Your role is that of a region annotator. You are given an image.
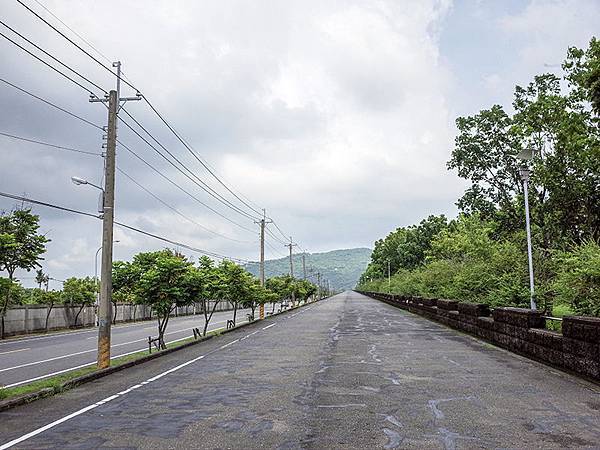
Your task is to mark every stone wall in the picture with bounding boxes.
[356,291,600,382]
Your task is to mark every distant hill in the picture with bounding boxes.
[244,248,372,291]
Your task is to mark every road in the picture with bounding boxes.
[1,291,600,449]
[0,307,259,388]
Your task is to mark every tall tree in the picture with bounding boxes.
[0,208,49,338]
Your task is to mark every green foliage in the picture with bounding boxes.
[359,215,447,285]
[62,277,97,307]
[0,209,49,328]
[360,38,600,317]
[553,241,600,316]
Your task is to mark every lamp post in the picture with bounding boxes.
[519,167,536,310]
[387,260,391,293]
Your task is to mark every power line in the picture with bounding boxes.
[117,167,256,244]
[0,19,107,95]
[116,138,257,234]
[16,0,134,91]
[0,29,100,97]
[17,0,265,219]
[0,131,101,156]
[141,97,264,217]
[31,0,113,66]
[119,107,259,221]
[117,118,258,232]
[0,77,103,130]
[0,191,248,263]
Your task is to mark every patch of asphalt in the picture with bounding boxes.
[2,293,600,449]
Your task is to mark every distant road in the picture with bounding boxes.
[1,292,599,448]
[0,307,255,388]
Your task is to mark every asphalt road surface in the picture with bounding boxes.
[0,306,258,388]
[1,291,600,449]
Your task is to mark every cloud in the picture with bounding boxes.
[1,0,468,285]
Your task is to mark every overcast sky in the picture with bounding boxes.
[1,0,598,287]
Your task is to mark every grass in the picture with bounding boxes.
[545,303,576,332]
[0,329,221,402]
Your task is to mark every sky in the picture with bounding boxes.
[1,0,598,288]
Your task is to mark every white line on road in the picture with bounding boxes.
[2,326,226,388]
[1,320,231,373]
[0,321,279,449]
[0,348,29,355]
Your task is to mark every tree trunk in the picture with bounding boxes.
[272,302,276,313]
[232,302,238,326]
[1,270,16,339]
[74,304,85,328]
[203,299,220,336]
[44,301,54,332]
[112,301,118,323]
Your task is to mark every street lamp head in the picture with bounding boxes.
[516,147,534,161]
[71,176,88,186]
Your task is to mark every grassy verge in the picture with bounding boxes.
[0,330,222,402]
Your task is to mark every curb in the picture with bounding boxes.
[0,299,324,412]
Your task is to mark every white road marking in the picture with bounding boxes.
[262,323,276,330]
[0,311,247,346]
[0,321,279,449]
[2,326,226,388]
[1,320,231,372]
[0,348,30,355]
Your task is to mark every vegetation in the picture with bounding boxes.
[0,208,49,338]
[358,38,600,317]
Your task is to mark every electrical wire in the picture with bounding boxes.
[0,191,248,263]
[116,139,257,234]
[0,131,101,156]
[0,30,100,97]
[117,118,258,232]
[0,77,103,130]
[119,107,259,221]
[16,0,265,219]
[0,19,107,95]
[141,97,264,217]
[117,167,256,244]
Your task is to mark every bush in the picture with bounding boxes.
[553,241,600,316]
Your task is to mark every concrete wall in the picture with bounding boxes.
[357,291,600,383]
[3,300,234,337]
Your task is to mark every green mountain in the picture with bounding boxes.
[245,248,372,291]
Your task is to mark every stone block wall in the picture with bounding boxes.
[356,290,600,382]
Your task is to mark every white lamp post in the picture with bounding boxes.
[516,150,537,310]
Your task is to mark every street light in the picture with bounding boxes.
[72,176,104,214]
[387,260,391,293]
[517,148,536,310]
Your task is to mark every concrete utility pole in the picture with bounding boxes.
[255,210,272,319]
[285,237,298,306]
[317,272,321,300]
[285,237,297,278]
[90,61,140,369]
[302,253,306,280]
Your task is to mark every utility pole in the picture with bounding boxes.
[254,209,272,319]
[285,237,297,278]
[302,253,307,280]
[285,237,298,306]
[90,61,140,369]
[317,272,321,300]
